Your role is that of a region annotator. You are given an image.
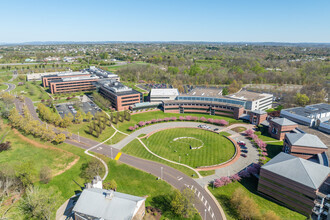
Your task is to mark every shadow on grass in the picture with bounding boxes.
[214,194,240,219]
[266,143,283,158]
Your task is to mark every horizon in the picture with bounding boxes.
[1,0,330,43]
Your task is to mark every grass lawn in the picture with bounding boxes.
[67,122,116,142]
[231,126,247,133]
[121,139,198,177]
[0,128,77,181]
[209,176,305,220]
[106,131,128,145]
[200,170,216,176]
[13,81,50,101]
[144,128,235,168]
[219,131,231,137]
[266,141,284,159]
[0,83,8,91]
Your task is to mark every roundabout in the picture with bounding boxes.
[143,128,236,168]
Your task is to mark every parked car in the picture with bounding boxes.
[214,128,219,131]
[241,154,247,158]
[237,141,246,146]
[241,150,248,153]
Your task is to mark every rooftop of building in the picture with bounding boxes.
[270,117,297,126]
[285,133,328,149]
[226,90,273,101]
[262,152,330,190]
[51,75,99,83]
[99,80,140,96]
[43,71,90,78]
[150,88,179,96]
[73,188,145,220]
[88,66,119,78]
[163,99,243,108]
[181,87,223,98]
[282,103,330,118]
[250,109,267,115]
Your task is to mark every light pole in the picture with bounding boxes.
[111,147,113,159]
[78,131,80,142]
[204,208,207,220]
[161,167,163,180]
[179,156,181,163]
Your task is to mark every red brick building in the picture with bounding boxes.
[42,72,91,87]
[98,81,142,111]
[268,118,298,140]
[49,76,99,94]
[249,110,268,125]
[283,133,328,160]
[162,100,244,119]
[258,152,330,216]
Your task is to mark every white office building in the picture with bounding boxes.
[226,90,273,111]
[149,88,179,103]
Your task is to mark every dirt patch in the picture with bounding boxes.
[53,157,80,177]
[231,126,247,133]
[12,128,80,177]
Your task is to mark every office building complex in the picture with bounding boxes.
[226,90,273,111]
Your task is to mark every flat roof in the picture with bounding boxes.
[163,99,243,108]
[250,109,267,115]
[282,103,330,118]
[262,152,330,190]
[182,87,223,98]
[100,80,140,96]
[44,71,89,78]
[51,75,99,83]
[226,90,273,101]
[150,88,179,96]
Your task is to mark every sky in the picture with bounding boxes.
[0,0,330,43]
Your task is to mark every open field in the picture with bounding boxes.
[209,176,305,220]
[145,128,235,168]
[0,127,77,181]
[12,81,51,101]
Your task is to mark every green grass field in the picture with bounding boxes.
[122,139,198,177]
[209,176,305,220]
[144,128,235,168]
[0,127,77,181]
[12,81,50,101]
[0,83,8,91]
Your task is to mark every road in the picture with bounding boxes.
[17,97,224,220]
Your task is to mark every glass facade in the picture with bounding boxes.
[177,96,246,107]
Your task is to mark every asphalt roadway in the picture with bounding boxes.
[17,97,224,220]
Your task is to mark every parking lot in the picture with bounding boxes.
[56,101,101,118]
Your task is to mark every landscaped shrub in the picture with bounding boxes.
[230,174,241,182]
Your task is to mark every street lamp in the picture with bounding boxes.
[111,147,113,159]
[78,131,80,142]
[179,156,181,163]
[204,208,207,220]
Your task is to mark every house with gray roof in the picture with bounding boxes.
[258,152,330,216]
[268,118,298,140]
[283,133,328,162]
[73,188,146,220]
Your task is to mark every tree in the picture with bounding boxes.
[294,93,309,106]
[231,188,260,219]
[80,159,105,181]
[75,110,84,124]
[39,166,52,184]
[85,112,93,122]
[228,80,242,94]
[53,133,66,144]
[170,188,197,218]
[19,186,61,220]
[222,87,229,95]
[15,162,36,188]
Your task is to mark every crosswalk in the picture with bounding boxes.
[185,184,215,219]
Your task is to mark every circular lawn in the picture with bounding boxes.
[144,128,236,168]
